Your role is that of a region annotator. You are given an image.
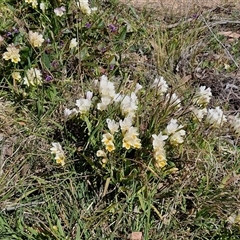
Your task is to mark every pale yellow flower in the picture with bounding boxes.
[55,153,65,166]
[29,31,44,47]
[102,133,115,152]
[50,142,66,166]
[3,44,21,63]
[122,127,141,149]
[12,71,21,81]
[25,0,38,8]
[23,68,42,87]
[69,38,78,49]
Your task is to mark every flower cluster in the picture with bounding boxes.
[50,142,66,166]
[120,117,141,149]
[29,31,44,47]
[194,86,212,106]
[151,76,168,95]
[101,119,119,152]
[152,132,168,168]
[3,44,21,63]
[25,0,38,8]
[165,119,186,146]
[206,106,227,128]
[97,75,116,110]
[23,68,42,86]
[77,0,97,15]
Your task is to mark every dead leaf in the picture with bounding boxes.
[218,31,240,39]
[129,232,142,240]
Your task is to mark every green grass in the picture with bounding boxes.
[0,0,240,239]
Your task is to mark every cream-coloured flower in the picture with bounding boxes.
[119,117,132,133]
[194,86,212,106]
[165,119,185,145]
[166,93,181,107]
[40,2,46,12]
[12,71,21,81]
[152,132,168,168]
[106,119,119,134]
[206,106,227,127]
[64,108,78,119]
[69,38,78,49]
[25,0,38,8]
[75,91,93,114]
[50,142,65,166]
[151,76,168,95]
[122,127,141,149]
[3,44,21,63]
[77,0,97,15]
[29,31,44,47]
[120,92,138,118]
[191,107,207,121]
[54,6,66,16]
[102,133,115,152]
[23,68,42,86]
[96,150,106,157]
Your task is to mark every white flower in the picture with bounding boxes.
[102,133,115,152]
[40,2,46,12]
[166,93,181,107]
[194,86,212,106]
[96,150,106,157]
[76,98,91,114]
[152,132,168,150]
[165,119,185,145]
[50,142,65,166]
[12,71,21,81]
[229,115,240,136]
[97,96,112,111]
[64,108,78,119]
[99,75,116,99]
[120,92,138,118]
[69,38,78,49]
[3,44,20,63]
[25,0,38,8]
[122,127,141,149]
[191,107,207,121]
[206,106,227,127]
[29,31,44,47]
[135,83,143,93]
[114,93,124,103]
[54,6,66,16]
[151,76,168,95]
[119,117,133,133]
[77,0,97,15]
[23,68,42,86]
[106,119,119,134]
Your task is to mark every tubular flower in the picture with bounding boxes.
[3,44,20,63]
[119,117,133,134]
[120,92,138,118]
[54,6,66,16]
[166,93,181,108]
[194,86,212,106]
[102,133,115,152]
[122,127,141,149]
[12,71,21,81]
[206,106,227,127]
[75,91,93,114]
[106,119,119,134]
[151,76,168,95]
[23,68,42,86]
[77,0,97,15]
[191,107,207,121]
[69,38,78,49]
[152,133,168,168]
[29,31,44,47]
[97,75,116,110]
[25,0,38,8]
[165,119,186,145]
[50,142,66,166]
